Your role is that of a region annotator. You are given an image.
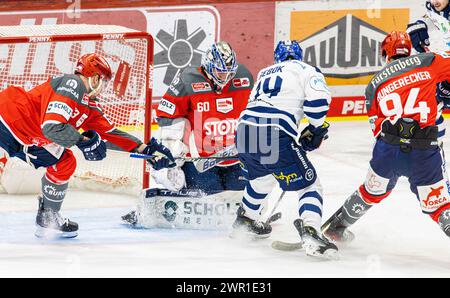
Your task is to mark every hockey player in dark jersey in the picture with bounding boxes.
[322,31,450,243]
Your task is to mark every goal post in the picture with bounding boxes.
[0,24,154,193]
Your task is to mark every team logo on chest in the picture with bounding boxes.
[216,97,234,114]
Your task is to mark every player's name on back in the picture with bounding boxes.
[377,71,431,100]
[371,55,423,87]
[259,65,284,78]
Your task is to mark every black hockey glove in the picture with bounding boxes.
[76,130,107,161]
[299,122,330,152]
[406,20,430,53]
[143,137,176,170]
[437,81,450,109]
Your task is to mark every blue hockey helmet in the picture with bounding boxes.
[202,41,238,87]
[274,40,303,63]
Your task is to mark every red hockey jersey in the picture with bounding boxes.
[366,52,450,137]
[157,65,253,165]
[0,74,141,151]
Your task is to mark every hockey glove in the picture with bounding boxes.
[437,81,450,109]
[406,20,430,53]
[299,122,330,152]
[76,130,107,161]
[143,137,176,170]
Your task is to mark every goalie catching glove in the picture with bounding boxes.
[142,137,176,170]
[76,130,107,161]
[299,122,330,151]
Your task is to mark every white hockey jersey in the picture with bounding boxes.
[421,1,450,52]
[238,60,331,139]
[414,1,450,141]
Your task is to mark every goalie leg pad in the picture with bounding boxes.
[182,162,225,193]
[1,157,45,194]
[150,166,186,192]
[135,188,242,229]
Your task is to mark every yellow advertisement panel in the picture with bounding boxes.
[291,9,410,86]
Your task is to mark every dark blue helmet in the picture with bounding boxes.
[274,40,303,63]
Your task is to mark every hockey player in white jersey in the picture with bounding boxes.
[407,0,450,194]
[232,40,338,259]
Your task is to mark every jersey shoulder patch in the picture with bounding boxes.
[181,67,214,94]
[230,63,254,90]
[50,74,87,104]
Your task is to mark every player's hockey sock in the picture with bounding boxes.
[241,181,270,220]
[298,190,323,232]
[41,175,68,211]
[438,208,450,237]
[340,189,374,227]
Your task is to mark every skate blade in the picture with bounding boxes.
[35,225,78,239]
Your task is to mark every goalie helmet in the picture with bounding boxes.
[381,31,412,61]
[274,40,303,63]
[202,41,238,87]
[75,53,112,81]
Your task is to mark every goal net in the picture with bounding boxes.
[0,24,153,195]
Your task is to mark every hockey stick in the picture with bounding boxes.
[271,218,303,251]
[130,152,238,162]
[264,190,285,225]
[130,145,239,173]
[193,144,239,173]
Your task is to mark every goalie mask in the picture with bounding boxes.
[202,41,238,88]
[75,53,112,97]
[274,40,303,63]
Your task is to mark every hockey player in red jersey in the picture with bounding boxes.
[322,31,450,243]
[0,53,174,238]
[122,41,254,229]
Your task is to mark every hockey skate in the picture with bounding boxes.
[321,208,355,243]
[230,206,272,239]
[121,210,138,226]
[294,219,338,260]
[35,196,78,239]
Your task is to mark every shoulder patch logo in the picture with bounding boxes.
[46,101,73,121]
[158,98,176,115]
[233,78,250,88]
[309,76,330,93]
[191,82,212,92]
[216,97,234,114]
[66,79,78,89]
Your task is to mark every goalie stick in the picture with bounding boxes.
[130,152,237,162]
[130,145,239,173]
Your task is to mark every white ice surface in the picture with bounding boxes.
[1,121,450,277]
